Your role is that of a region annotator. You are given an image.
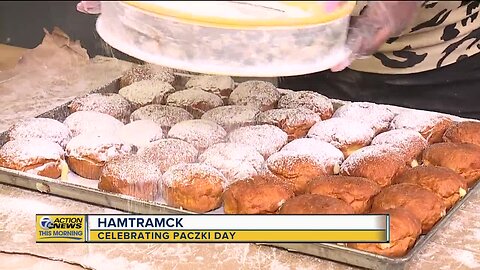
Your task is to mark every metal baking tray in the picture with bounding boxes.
[0,73,478,270]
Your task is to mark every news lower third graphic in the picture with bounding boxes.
[36,214,389,243]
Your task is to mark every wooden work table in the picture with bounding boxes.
[0,44,479,270]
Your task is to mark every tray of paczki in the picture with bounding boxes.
[0,64,479,270]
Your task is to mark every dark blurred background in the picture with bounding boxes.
[0,1,139,61]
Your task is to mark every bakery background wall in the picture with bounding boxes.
[0,1,141,63]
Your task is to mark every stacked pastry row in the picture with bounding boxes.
[1,64,480,258]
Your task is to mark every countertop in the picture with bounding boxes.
[0,44,479,270]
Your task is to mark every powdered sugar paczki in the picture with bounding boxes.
[198,142,265,186]
[255,107,321,141]
[99,154,162,201]
[227,124,288,159]
[137,138,198,173]
[162,163,228,189]
[166,88,224,118]
[0,138,64,168]
[201,105,260,132]
[68,93,132,124]
[167,119,227,152]
[65,131,135,163]
[277,91,333,120]
[339,144,405,187]
[119,64,175,88]
[371,129,428,165]
[332,102,395,134]
[130,105,194,131]
[389,110,453,143]
[184,74,234,101]
[229,81,281,111]
[118,80,176,109]
[273,138,344,174]
[307,117,375,152]
[63,111,124,137]
[7,117,72,148]
[118,120,164,149]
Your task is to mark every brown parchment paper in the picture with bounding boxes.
[0,27,132,131]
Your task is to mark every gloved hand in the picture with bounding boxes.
[331,1,423,72]
[76,1,101,15]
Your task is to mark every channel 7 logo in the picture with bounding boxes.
[39,216,54,230]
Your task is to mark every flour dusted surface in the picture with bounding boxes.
[102,154,162,185]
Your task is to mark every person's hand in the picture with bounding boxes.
[77,1,101,15]
[331,1,422,72]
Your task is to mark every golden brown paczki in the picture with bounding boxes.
[371,183,446,233]
[223,175,294,214]
[0,138,65,179]
[267,138,344,194]
[422,142,480,187]
[443,121,480,147]
[161,163,226,213]
[305,175,381,214]
[340,145,406,187]
[278,194,355,214]
[348,208,422,258]
[65,132,136,180]
[98,154,162,201]
[68,93,132,124]
[393,165,467,209]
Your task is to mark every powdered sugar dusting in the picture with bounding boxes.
[166,88,224,117]
[137,138,198,172]
[120,64,175,87]
[0,138,64,168]
[102,154,162,185]
[227,125,288,158]
[307,118,375,149]
[63,111,124,137]
[229,81,281,111]
[185,75,234,99]
[271,138,344,171]
[69,93,132,123]
[130,105,194,130]
[198,142,265,185]
[118,80,175,108]
[332,102,395,133]
[277,91,333,120]
[256,108,321,128]
[66,132,135,162]
[390,110,450,133]
[340,144,400,174]
[119,120,164,149]
[162,163,227,188]
[167,119,227,152]
[7,117,72,148]
[371,129,428,155]
[201,105,260,131]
